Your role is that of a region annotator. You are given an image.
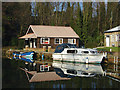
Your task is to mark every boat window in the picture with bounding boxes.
[90,73,95,75]
[90,51,95,53]
[82,72,88,75]
[67,50,77,53]
[81,51,89,54]
[67,44,77,48]
[67,70,77,74]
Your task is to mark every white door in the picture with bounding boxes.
[33,39,36,48]
[30,41,32,48]
[106,36,110,47]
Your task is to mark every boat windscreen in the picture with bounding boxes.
[54,43,77,53]
[67,44,77,48]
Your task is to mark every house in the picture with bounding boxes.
[19,25,80,49]
[104,25,120,47]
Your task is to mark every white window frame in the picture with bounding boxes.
[111,34,114,43]
[25,38,28,40]
[68,39,76,44]
[40,38,50,44]
[54,38,63,44]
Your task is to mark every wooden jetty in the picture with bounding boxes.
[20,68,71,82]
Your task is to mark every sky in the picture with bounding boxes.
[30,0,118,16]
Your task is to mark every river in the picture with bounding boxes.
[2,57,120,89]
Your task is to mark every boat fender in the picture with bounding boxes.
[42,54,44,60]
[14,53,16,57]
[86,57,89,63]
[86,64,89,70]
[19,54,21,59]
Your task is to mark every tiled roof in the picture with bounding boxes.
[28,25,79,38]
[19,33,37,39]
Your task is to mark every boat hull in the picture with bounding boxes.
[52,53,103,64]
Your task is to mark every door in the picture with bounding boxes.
[33,39,36,48]
[30,39,32,48]
[106,36,110,47]
[30,41,32,48]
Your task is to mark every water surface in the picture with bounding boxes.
[2,57,120,89]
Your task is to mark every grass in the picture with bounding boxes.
[97,47,120,52]
[2,46,23,50]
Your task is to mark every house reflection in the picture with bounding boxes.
[24,61,54,72]
[20,62,71,82]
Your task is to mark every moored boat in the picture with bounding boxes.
[52,43,106,64]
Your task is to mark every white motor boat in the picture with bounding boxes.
[52,43,106,64]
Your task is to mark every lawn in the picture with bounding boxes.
[97,47,120,52]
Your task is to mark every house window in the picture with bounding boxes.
[68,39,76,44]
[41,38,50,44]
[111,34,114,43]
[116,34,120,41]
[119,34,120,41]
[55,38,63,44]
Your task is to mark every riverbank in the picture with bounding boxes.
[96,47,120,64]
[3,47,53,61]
[3,47,120,64]
[97,47,120,53]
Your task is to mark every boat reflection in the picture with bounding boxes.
[52,61,106,77]
[13,56,34,63]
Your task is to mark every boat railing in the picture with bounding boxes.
[97,51,107,58]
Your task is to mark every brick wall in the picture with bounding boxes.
[104,31,120,47]
[36,37,80,49]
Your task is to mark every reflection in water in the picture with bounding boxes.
[13,55,34,63]
[3,56,120,89]
[52,61,106,77]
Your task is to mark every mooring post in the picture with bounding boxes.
[114,56,115,64]
[117,56,118,64]
[42,54,44,60]
[116,56,118,65]
[116,64,118,72]
[86,57,89,64]
[86,64,89,70]
[105,52,107,58]
[114,64,115,71]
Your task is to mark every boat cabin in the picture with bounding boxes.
[54,43,98,54]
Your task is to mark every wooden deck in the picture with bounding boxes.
[20,68,71,82]
[106,72,120,80]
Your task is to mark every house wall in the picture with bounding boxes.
[36,37,80,49]
[104,31,120,47]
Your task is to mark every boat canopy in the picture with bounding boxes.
[54,43,77,53]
